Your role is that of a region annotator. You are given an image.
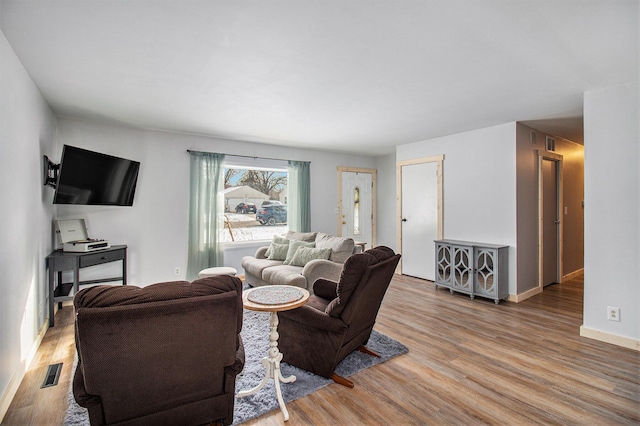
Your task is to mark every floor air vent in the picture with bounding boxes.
[42,363,63,388]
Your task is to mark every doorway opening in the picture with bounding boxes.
[537,150,563,290]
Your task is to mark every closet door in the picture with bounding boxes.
[400,161,439,280]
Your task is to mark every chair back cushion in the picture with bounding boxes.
[325,246,398,318]
[74,275,243,333]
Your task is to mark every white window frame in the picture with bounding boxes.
[221,156,289,245]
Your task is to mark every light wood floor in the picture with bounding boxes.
[3,274,639,425]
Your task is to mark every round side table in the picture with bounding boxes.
[237,285,310,421]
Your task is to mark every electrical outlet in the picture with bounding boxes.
[174,267,181,276]
[607,306,620,322]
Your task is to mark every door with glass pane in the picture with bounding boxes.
[339,169,374,249]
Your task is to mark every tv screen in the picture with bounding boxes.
[53,145,140,206]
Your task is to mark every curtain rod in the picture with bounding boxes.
[186,150,309,164]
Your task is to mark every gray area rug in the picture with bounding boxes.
[64,309,408,425]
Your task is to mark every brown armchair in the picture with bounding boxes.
[73,275,245,426]
[277,246,401,387]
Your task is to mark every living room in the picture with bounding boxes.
[1,1,638,424]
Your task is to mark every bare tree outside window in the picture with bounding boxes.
[238,170,287,195]
[224,169,241,188]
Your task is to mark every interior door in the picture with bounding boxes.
[340,170,373,248]
[400,161,439,280]
[542,159,559,286]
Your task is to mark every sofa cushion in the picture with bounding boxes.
[262,265,307,287]
[283,240,315,265]
[241,256,284,279]
[265,235,290,258]
[267,242,289,261]
[289,246,332,267]
[315,232,355,264]
[285,231,317,242]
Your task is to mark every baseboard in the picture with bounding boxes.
[508,285,542,303]
[0,319,49,423]
[562,268,584,282]
[580,326,640,351]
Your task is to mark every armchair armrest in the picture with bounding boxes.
[254,246,269,259]
[302,259,344,293]
[313,278,338,300]
[279,304,347,334]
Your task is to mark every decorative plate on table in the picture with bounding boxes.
[247,287,304,305]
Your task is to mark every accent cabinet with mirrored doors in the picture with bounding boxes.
[434,239,509,304]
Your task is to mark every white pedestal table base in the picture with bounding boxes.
[237,312,296,421]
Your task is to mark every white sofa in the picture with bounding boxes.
[241,231,361,294]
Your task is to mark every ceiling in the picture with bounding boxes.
[1,1,637,155]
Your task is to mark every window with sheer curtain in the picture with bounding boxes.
[187,151,309,279]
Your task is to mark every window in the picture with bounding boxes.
[220,157,288,243]
[353,186,361,235]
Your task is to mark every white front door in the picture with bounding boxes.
[398,156,443,281]
[339,169,374,249]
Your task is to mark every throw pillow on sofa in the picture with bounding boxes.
[289,246,332,267]
[265,235,290,258]
[283,240,315,265]
[267,242,290,261]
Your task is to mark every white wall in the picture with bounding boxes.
[583,82,639,345]
[396,123,518,294]
[0,29,57,418]
[54,118,377,285]
[375,153,397,250]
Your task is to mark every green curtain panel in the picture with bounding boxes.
[287,160,311,232]
[187,151,225,280]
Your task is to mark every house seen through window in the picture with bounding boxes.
[221,163,288,243]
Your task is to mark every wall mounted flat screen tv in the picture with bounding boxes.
[53,145,140,206]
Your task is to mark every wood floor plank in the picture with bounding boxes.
[3,273,639,425]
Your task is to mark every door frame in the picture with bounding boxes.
[537,150,564,290]
[337,166,377,247]
[396,155,444,275]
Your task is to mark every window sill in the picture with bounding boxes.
[223,240,270,250]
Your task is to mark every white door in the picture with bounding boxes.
[340,171,373,248]
[400,161,439,280]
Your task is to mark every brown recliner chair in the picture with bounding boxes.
[277,246,401,387]
[73,275,245,426]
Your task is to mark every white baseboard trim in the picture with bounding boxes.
[0,319,49,423]
[580,326,640,351]
[562,268,584,282]
[508,285,542,303]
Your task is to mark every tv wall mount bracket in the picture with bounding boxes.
[43,155,59,188]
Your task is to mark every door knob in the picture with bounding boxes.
[402,218,407,222]
[342,221,347,225]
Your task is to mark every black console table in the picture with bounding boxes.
[46,245,127,326]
